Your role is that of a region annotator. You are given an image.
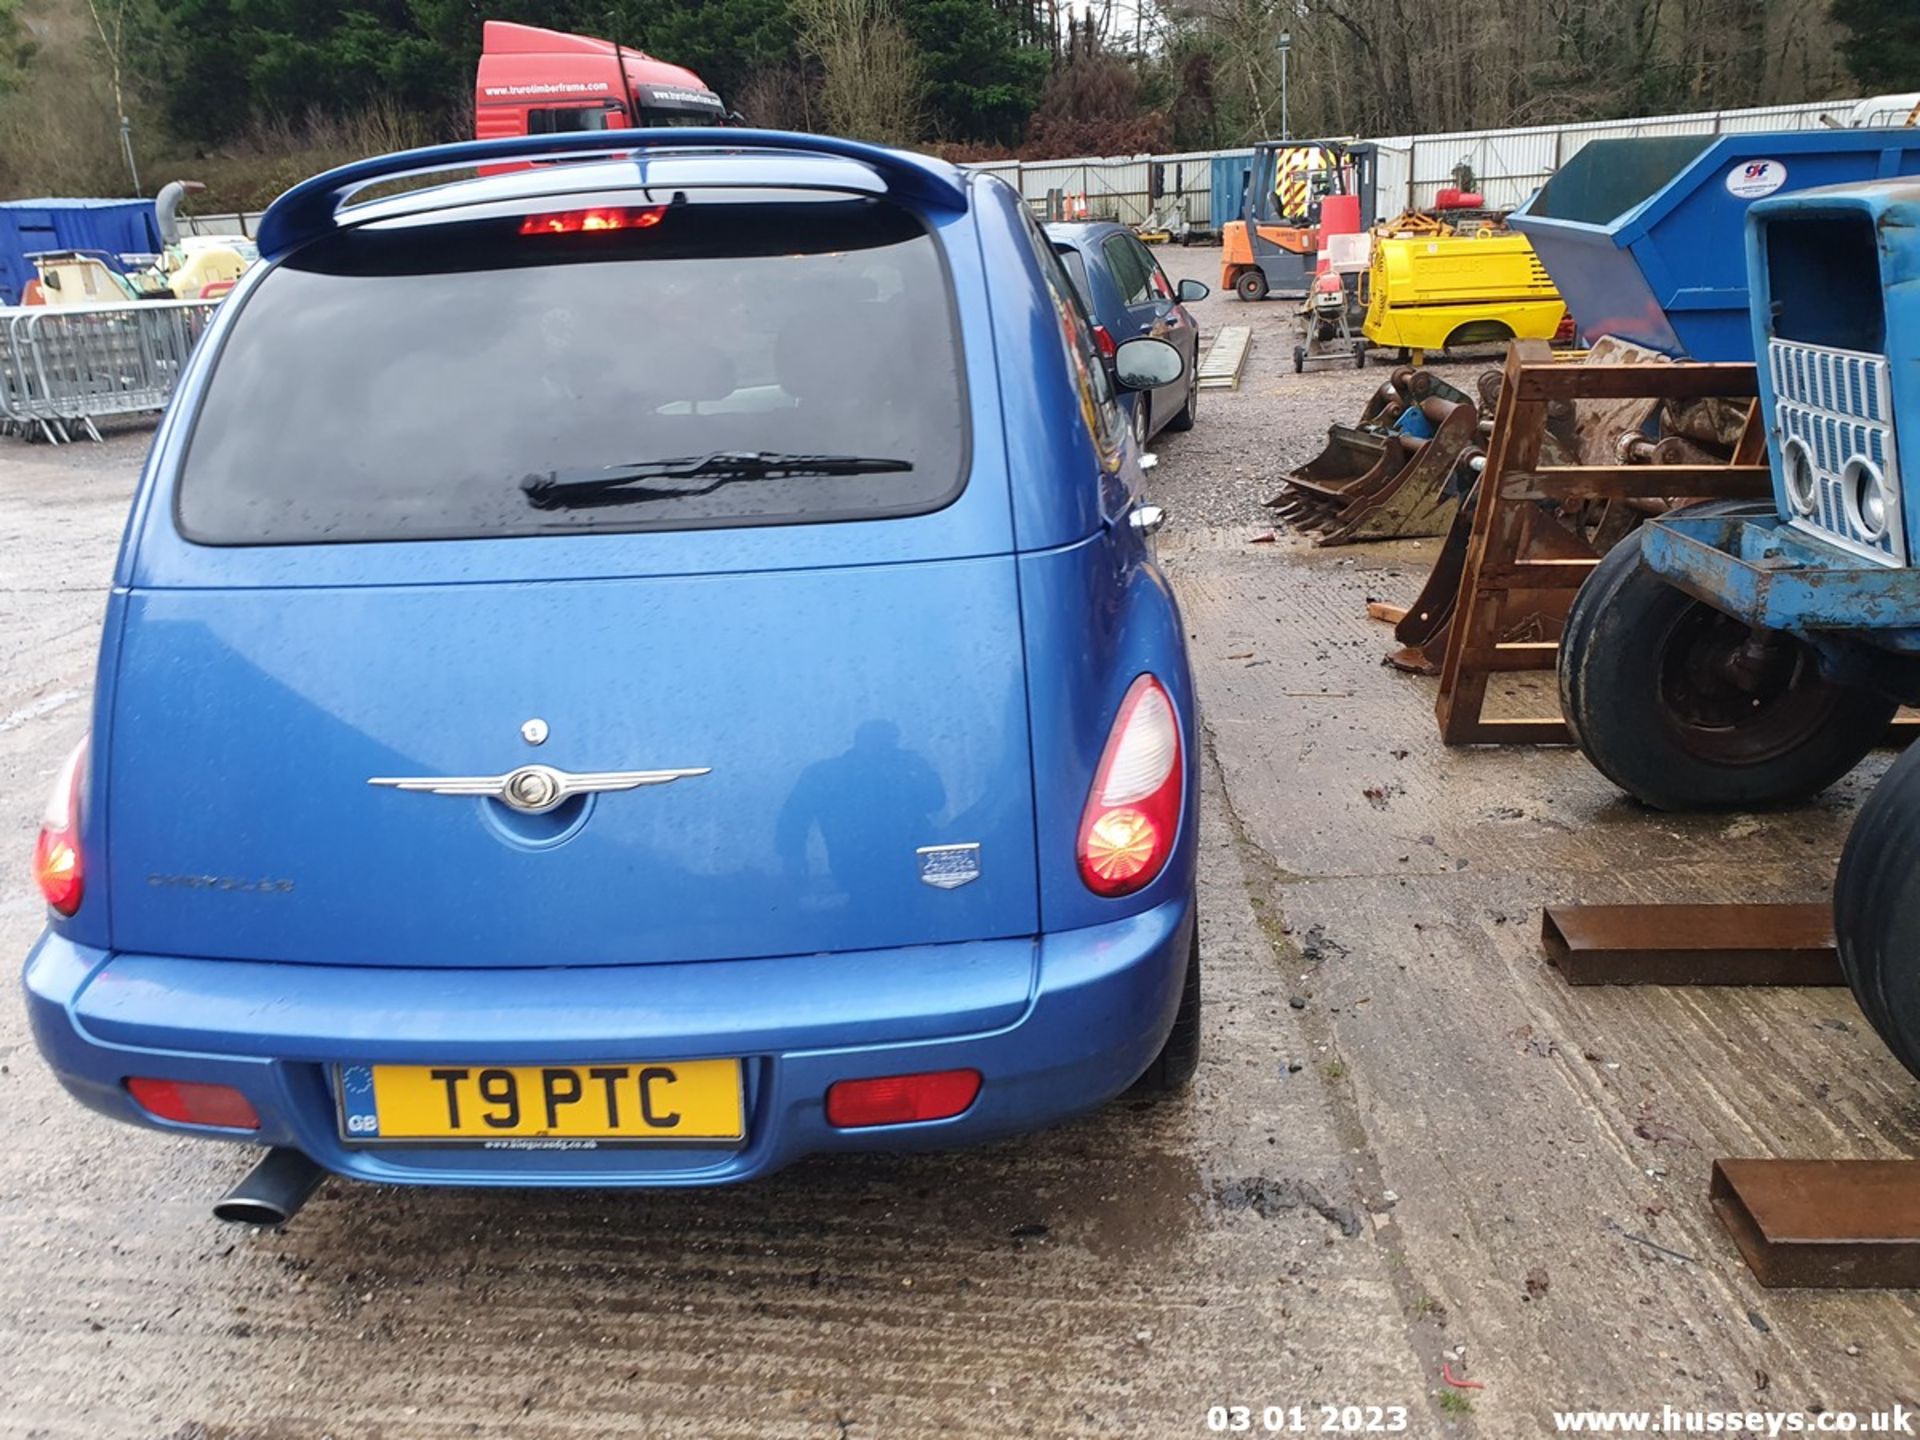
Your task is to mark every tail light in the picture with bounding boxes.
[126,1077,260,1130]
[826,1069,981,1128]
[1077,675,1183,897]
[519,205,666,236]
[33,735,87,916]
[1092,324,1118,360]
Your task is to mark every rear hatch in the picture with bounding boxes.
[108,185,1038,968]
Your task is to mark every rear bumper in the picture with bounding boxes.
[22,895,1192,1188]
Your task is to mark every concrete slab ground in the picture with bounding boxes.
[0,249,1913,1438]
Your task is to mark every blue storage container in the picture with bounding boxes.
[1210,154,1253,237]
[1508,130,1920,361]
[0,198,160,305]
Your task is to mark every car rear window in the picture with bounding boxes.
[176,195,968,545]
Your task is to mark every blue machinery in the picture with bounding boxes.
[1548,180,1920,1274]
[1509,131,1920,361]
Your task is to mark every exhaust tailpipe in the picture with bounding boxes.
[213,1147,324,1226]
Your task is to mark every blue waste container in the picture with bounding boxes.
[0,198,160,305]
[1508,130,1920,361]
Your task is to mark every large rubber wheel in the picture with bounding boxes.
[1235,268,1270,303]
[1559,516,1896,811]
[1130,916,1201,1097]
[1164,369,1197,432]
[1833,749,1920,1069]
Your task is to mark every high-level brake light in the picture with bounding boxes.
[519,205,667,236]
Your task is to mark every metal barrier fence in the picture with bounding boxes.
[0,300,217,443]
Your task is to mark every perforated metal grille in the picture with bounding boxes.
[1769,338,1904,566]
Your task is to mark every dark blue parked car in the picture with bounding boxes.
[1046,220,1208,447]
[23,130,1202,1222]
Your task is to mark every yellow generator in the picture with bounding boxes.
[1363,231,1567,362]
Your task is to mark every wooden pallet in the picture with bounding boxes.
[1434,340,1770,745]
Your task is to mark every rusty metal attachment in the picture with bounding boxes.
[1711,1159,1920,1289]
[1268,367,1482,545]
[1540,903,1841,986]
[1417,341,1770,744]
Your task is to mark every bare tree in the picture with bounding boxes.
[792,0,928,144]
[84,0,140,191]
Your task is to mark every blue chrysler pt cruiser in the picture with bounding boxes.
[23,130,1202,1223]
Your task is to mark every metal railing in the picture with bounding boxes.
[0,300,218,442]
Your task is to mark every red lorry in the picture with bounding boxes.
[474,20,728,139]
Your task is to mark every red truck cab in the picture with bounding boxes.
[474,20,727,139]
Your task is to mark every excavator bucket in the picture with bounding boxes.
[1288,425,1386,490]
[1271,394,1481,544]
[1314,399,1480,544]
[1272,367,1478,513]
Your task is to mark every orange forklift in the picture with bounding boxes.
[1222,139,1378,301]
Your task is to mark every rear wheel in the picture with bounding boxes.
[1165,371,1198,432]
[1235,268,1270,303]
[1835,749,1920,1074]
[1129,916,1201,1097]
[1131,394,1151,449]
[1292,345,1306,373]
[1559,520,1895,810]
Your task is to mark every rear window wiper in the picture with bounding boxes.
[521,450,913,510]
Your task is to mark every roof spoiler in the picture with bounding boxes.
[255,129,969,261]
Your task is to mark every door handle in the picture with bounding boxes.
[1130,504,1166,536]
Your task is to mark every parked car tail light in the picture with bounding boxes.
[826,1069,981,1128]
[519,205,666,236]
[1078,675,1183,897]
[1092,324,1118,360]
[33,735,87,916]
[125,1077,261,1130]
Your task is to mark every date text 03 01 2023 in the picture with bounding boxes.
[1207,1405,1414,1434]
[336,1059,747,1142]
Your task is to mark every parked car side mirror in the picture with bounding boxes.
[1112,336,1185,392]
[1177,278,1210,303]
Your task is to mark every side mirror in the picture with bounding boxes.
[1176,278,1210,303]
[1112,336,1185,392]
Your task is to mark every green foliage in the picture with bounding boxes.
[629,0,799,106]
[142,0,1052,145]
[898,0,1044,145]
[0,0,30,94]
[1831,0,1920,89]
[153,0,461,140]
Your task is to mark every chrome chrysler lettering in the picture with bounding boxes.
[367,764,710,815]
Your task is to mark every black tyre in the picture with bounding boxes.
[1834,749,1920,1067]
[1354,344,1369,369]
[1130,395,1151,449]
[1130,916,1201,1097]
[1235,268,1269,303]
[1164,370,1197,432]
[1559,518,1896,810]
[1292,345,1305,373]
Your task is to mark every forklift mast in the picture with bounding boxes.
[1223,140,1379,301]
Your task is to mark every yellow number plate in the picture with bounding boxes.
[340,1060,745,1143]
